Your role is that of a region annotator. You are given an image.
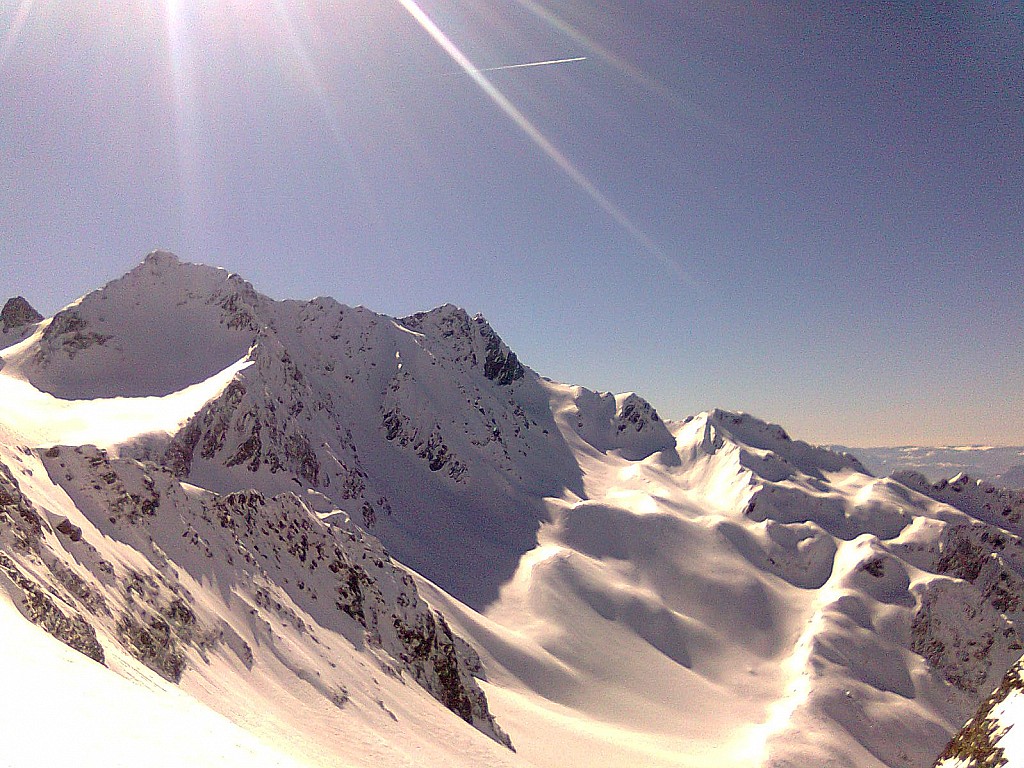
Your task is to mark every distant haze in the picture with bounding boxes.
[834,444,1024,486]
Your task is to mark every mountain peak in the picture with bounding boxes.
[1,251,265,399]
[689,408,868,479]
[143,249,181,266]
[398,304,525,386]
[1,296,43,332]
[6,251,1024,768]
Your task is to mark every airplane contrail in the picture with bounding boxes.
[472,56,586,74]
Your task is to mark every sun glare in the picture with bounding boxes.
[2,0,689,283]
[0,0,35,71]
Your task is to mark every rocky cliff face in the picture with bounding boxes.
[1,296,43,332]
[0,457,105,664]
[30,443,511,747]
[935,654,1024,767]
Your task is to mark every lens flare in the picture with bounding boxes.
[164,0,206,243]
[396,0,691,284]
[512,0,726,132]
[0,0,36,72]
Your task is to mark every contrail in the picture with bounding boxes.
[472,56,586,74]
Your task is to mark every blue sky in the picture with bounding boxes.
[2,1,1022,446]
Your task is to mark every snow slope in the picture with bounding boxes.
[0,592,310,768]
[432,409,1024,768]
[3,251,1023,768]
[0,412,518,767]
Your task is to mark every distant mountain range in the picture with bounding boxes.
[2,251,1023,768]
[830,445,1024,488]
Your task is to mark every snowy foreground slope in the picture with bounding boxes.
[2,252,1023,768]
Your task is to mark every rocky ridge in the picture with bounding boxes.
[7,438,511,746]
[935,653,1024,767]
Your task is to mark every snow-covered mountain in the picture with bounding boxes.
[2,251,1023,768]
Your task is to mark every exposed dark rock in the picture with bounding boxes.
[0,552,105,664]
[861,557,886,577]
[476,316,524,385]
[0,461,49,548]
[55,517,83,542]
[37,309,112,357]
[51,561,109,616]
[911,581,1021,696]
[936,655,1023,767]
[1,296,42,331]
[116,611,187,682]
[616,393,663,432]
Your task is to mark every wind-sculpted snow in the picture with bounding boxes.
[5,252,1024,768]
[444,409,1024,768]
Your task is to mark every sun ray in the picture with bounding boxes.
[264,2,386,225]
[0,0,37,72]
[395,0,691,285]
[163,0,206,246]
[266,2,345,147]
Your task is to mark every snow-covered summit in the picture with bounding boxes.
[1,251,264,398]
[699,408,867,477]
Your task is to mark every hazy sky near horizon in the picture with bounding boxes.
[2,1,1022,447]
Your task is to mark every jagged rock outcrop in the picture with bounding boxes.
[37,444,512,747]
[935,654,1024,767]
[895,472,1024,535]
[399,305,524,386]
[1,296,42,332]
[0,296,44,347]
[0,457,105,663]
[567,388,675,461]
